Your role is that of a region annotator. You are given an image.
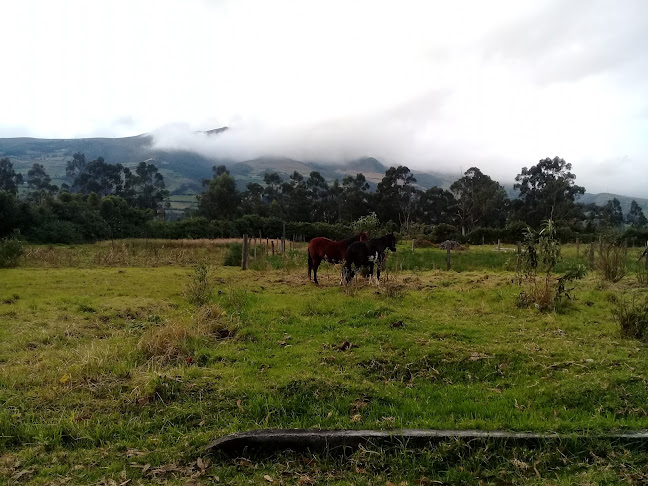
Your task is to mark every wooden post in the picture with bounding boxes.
[497,239,501,252]
[516,242,522,273]
[272,241,275,256]
[589,243,595,270]
[254,237,257,261]
[282,222,286,254]
[241,234,248,270]
[482,235,485,245]
[446,246,451,271]
[412,239,415,252]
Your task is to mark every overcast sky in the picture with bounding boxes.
[2,0,648,195]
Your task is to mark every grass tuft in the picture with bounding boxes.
[611,295,648,340]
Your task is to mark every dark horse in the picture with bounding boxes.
[308,232,369,284]
[343,233,397,285]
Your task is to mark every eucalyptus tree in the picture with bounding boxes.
[375,165,418,230]
[626,200,647,228]
[26,163,58,203]
[513,157,585,228]
[197,172,240,220]
[341,173,371,222]
[450,167,508,235]
[0,158,23,195]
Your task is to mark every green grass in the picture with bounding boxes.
[2,241,648,483]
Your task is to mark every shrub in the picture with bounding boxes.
[185,262,212,306]
[597,239,627,282]
[517,220,585,312]
[223,243,243,266]
[611,297,648,340]
[0,237,24,268]
[430,224,460,243]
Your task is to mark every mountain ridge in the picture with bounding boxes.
[1,132,646,212]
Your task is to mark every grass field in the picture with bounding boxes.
[2,241,648,484]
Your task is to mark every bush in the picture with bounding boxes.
[517,220,585,312]
[430,224,460,243]
[612,297,648,340]
[465,227,500,245]
[0,237,24,268]
[224,243,243,266]
[597,239,627,282]
[185,262,212,306]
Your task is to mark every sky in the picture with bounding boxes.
[2,0,648,196]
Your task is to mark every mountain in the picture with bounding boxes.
[578,193,648,213]
[1,131,646,213]
[0,134,220,194]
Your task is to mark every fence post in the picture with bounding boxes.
[576,238,580,257]
[516,242,522,273]
[497,239,501,252]
[241,234,248,270]
[254,237,257,261]
[282,222,286,254]
[272,241,275,256]
[412,239,415,252]
[446,246,451,271]
[589,243,595,270]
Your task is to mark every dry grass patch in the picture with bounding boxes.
[195,304,238,339]
[138,304,237,363]
[138,320,192,362]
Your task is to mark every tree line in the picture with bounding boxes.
[1,153,648,244]
[198,157,648,237]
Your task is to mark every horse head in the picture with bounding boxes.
[359,231,369,242]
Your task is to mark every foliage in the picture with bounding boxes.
[597,237,627,282]
[197,172,240,220]
[430,223,460,243]
[223,243,244,266]
[415,186,457,226]
[611,296,648,340]
[626,200,648,228]
[601,198,624,228]
[352,212,380,235]
[513,157,585,228]
[0,157,23,195]
[26,163,58,203]
[185,262,212,306]
[0,235,23,268]
[450,167,509,235]
[1,149,645,246]
[375,165,417,229]
[517,220,585,311]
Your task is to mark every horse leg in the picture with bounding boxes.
[308,251,313,280]
[312,256,322,284]
[343,261,354,284]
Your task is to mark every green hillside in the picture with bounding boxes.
[1,133,644,214]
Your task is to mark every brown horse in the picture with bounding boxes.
[308,232,369,284]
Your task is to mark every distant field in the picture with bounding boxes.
[2,241,648,484]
